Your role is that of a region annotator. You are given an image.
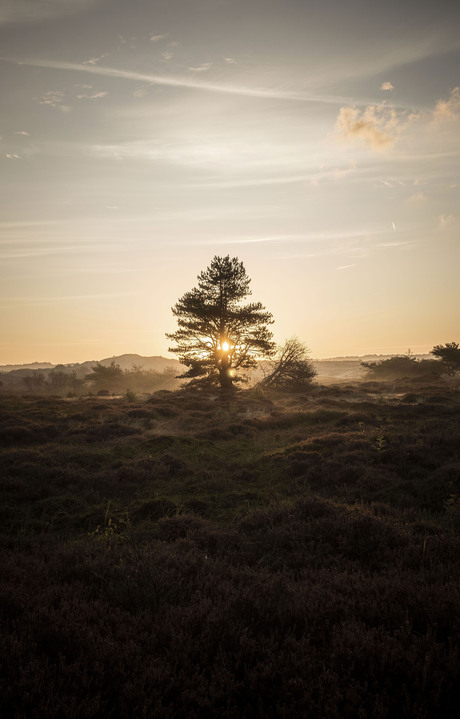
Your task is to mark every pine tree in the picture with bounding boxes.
[431,341,460,376]
[166,256,275,390]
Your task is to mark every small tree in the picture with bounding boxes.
[258,337,317,392]
[166,256,276,390]
[361,354,443,380]
[431,342,460,376]
[85,361,124,392]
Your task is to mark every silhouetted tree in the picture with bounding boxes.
[167,256,275,390]
[22,371,47,393]
[258,337,317,392]
[85,361,124,392]
[431,341,460,376]
[361,354,443,379]
[47,370,82,395]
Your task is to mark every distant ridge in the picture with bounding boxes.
[0,355,183,374]
[0,362,54,373]
[313,354,432,362]
[0,353,433,375]
[96,354,182,372]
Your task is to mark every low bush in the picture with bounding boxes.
[0,387,459,717]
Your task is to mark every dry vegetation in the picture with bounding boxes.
[1,380,459,717]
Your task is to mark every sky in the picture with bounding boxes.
[0,0,459,364]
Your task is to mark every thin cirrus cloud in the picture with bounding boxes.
[83,55,107,66]
[75,90,108,99]
[188,63,212,72]
[38,89,71,111]
[1,291,136,307]
[1,57,361,104]
[0,0,101,25]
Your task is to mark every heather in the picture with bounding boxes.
[0,383,459,717]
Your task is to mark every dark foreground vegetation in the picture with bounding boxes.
[1,380,459,718]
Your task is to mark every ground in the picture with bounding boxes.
[0,381,459,717]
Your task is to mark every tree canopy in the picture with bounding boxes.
[258,338,317,392]
[166,256,275,390]
[431,341,460,376]
[361,354,443,380]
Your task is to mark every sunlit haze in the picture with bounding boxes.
[1,0,459,364]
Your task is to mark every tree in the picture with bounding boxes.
[361,354,443,380]
[85,361,124,391]
[431,341,460,376]
[257,337,317,392]
[166,255,276,390]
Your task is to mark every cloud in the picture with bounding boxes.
[83,55,106,65]
[406,192,427,203]
[76,91,108,99]
[225,58,237,64]
[39,90,65,106]
[14,131,30,135]
[38,90,71,111]
[188,63,212,72]
[162,51,173,61]
[132,86,150,98]
[0,0,100,25]
[439,213,455,226]
[150,34,166,43]
[334,105,397,150]
[2,57,354,102]
[381,81,394,91]
[1,291,136,305]
[6,153,20,159]
[433,87,460,122]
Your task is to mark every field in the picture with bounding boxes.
[1,381,459,718]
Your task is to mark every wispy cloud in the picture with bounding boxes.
[150,34,166,43]
[433,87,460,122]
[1,291,136,306]
[439,213,455,226]
[381,81,394,91]
[0,0,100,25]
[0,242,128,260]
[188,63,212,72]
[83,55,106,65]
[14,131,30,135]
[162,51,173,61]
[406,192,427,203]
[38,89,71,111]
[1,57,356,103]
[75,90,108,100]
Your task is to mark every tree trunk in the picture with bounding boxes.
[219,366,233,391]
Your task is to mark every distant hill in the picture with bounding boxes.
[0,355,186,395]
[0,355,183,375]
[0,362,54,373]
[96,354,183,372]
[0,353,433,384]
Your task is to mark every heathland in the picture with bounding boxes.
[1,377,459,717]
